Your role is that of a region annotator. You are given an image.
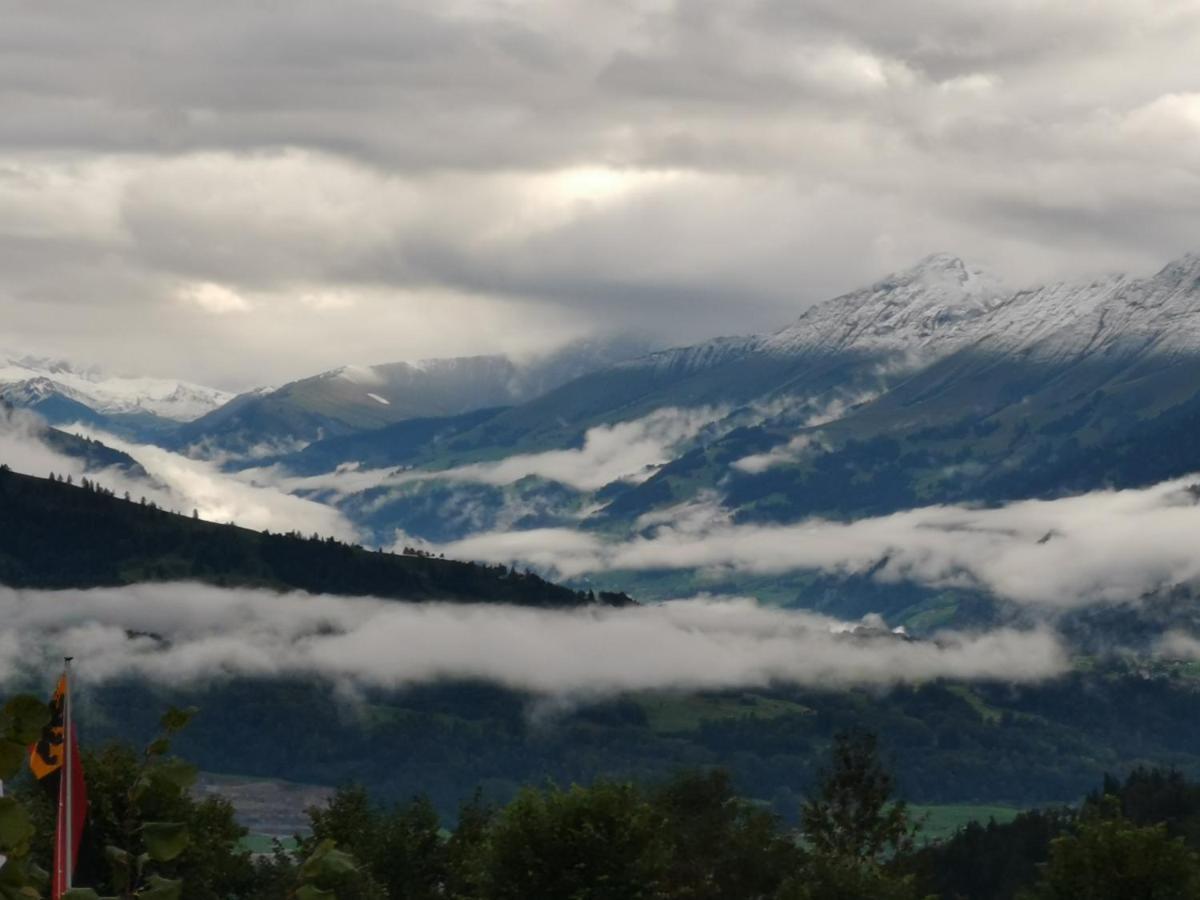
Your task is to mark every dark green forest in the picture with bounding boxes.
[12,719,1200,900]
[0,466,629,607]
[8,469,1200,823]
[70,663,1200,827]
[8,469,1200,896]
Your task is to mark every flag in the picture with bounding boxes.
[30,671,88,900]
[30,675,66,780]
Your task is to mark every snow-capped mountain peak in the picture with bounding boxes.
[759,254,1007,358]
[0,354,233,422]
[1153,252,1200,287]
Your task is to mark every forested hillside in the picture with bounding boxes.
[12,714,1200,900]
[0,467,628,607]
[71,659,1200,827]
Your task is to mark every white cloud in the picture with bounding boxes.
[0,407,78,478]
[795,44,914,94]
[0,584,1067,696]
[733,435,815,474]
[435,476,1200,608]
[257,406,724,496]
[179,282,250,315]
[1123,92,1200,139]
[1157,630,1200,661]
[0,410,356,539]
[72,425,357,538]
[938,73,1000,95]
[435,406,722,491]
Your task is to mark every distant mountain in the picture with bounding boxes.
[588,254,1200,528]
[171,335,658,457]
[0,401,146,476]
[0,467,630,607]
[261,252,1200,620]
[0,353,232,438]
[400,252,1200,473]
[273,406,509,475]
[418,255,1015,457]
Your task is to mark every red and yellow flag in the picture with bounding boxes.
[30,672,88,900]
[30,674,66,780]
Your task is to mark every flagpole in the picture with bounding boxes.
[63,656,73,894]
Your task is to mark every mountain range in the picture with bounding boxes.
[166,335,659,456]
[10,252,1200,826]
[8,250,1200,627]
[236,252,1200,552]
[0,353,233,437]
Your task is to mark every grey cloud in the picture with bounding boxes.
[1157,630,1200,662]
[254,406,726,498]
[3,2,1200,382]
[0,411,357,538]
[435,476,1200,608]
[0,584,1068,695]
[753,0,1193,78]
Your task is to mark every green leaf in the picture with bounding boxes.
[1,697,49,746]
[298,838,335,880]
[295,886,337,900]
[157,707,196,735]
[0,858,29,888]
[136,875,182,900]
[0,743,25,782]
[61,890,103,900]
[144,758,197,796]
[22,862,46,891]
[145,738,170,758]
[104,844,131,874]
[299,839,357,884]
[0,799,33,852]
[141,822,189,862]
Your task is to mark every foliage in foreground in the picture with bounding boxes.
[12,708,1200,899]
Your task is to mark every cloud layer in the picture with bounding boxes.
[0,411,355,539]
[256,406,723,497]
[0,584,1066,696]
[4,2,1200,385]
[436,477,1200,607]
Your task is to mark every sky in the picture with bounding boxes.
[4,0,1200,388]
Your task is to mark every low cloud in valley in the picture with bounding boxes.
[0,584,1066,697]
[0,411,356,539]
[437,477,1200,608]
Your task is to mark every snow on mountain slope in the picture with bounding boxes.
[0,355,233,422]
[171,335,661,455]
[617,252,1200,384]
[616,335,764,378]
[250,334,663,425]
[759,253,1009,358]
[762,251,1200,367]
[616,255,1010,380]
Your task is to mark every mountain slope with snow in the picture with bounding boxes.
[171,335,659,456]
[0,355,233,423]
[425,252,1200,460]
[576,252,1200,531]
[265,250,1200,557]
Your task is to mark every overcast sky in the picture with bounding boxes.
[4,0,1200,388]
